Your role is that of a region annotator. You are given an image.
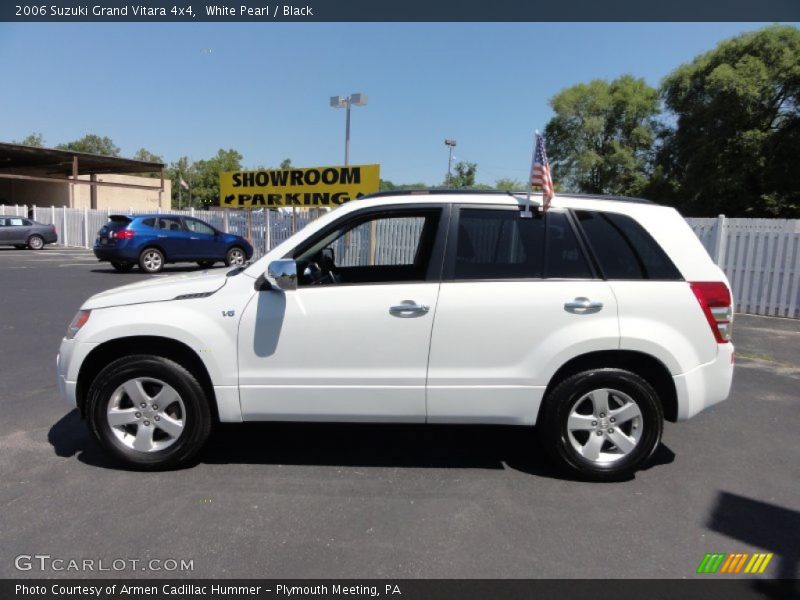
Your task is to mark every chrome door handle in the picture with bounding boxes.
[389,301,430,316]
[158,235,167,238]
[564,297,603,313]
[190,237,200,240]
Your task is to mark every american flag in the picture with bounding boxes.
[529,132,554,210]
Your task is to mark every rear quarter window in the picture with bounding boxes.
[140,218,156,228]
[575,210,682,280]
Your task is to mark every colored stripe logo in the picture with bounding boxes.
[696,552,773,574]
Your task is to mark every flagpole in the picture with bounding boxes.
[524,130,539,216]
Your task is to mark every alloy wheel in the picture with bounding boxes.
[142,250,162,272]
[566,387,643,464]
[106,377,186,452]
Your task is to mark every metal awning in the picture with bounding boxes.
[0,142,165,198]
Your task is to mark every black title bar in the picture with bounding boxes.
[3,0,799,22]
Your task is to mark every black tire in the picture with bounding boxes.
[27,234,44,250]
[86,355,212,470]
[197,260,215,269]
[138,247,165,273]
[538,368,663,482]
[224,246,246,267]
[111,261,134,272]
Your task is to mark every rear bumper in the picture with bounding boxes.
[93,246,138,261]
[673,343,734,420]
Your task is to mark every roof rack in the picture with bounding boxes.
[360,189,656,205]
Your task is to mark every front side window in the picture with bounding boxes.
[185,218,216,235]
[295,208,441,286]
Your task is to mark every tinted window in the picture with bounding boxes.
[546,212,592,278]
[185,218,215,235]
[454,209,545,279]
[141,218,156,228]
[157,217,183,232]
[296,209,441,285]
[575,210,681,280]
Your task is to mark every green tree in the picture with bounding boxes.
[380,179,427,191]
[657,25,800,217]
[190,149,243,208]
[132,148,164,178]
[544,75,660,196]
[495,177,523,190]
[13,133,45,147]
[448,161,477,188]
[56,134,120,157]
[279,158,292,169]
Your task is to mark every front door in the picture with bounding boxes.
[237,205,448,422]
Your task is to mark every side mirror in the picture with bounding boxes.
[266,259,297,291]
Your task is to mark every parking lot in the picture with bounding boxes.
[1,247,798,581]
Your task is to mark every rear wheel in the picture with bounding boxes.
[27,235,44,250]
[111,261,134,272]
[86,355,212,470]
[139,247,165,273]
[197,260,215,269]
[538,368,663,481]
[224,246,246,267]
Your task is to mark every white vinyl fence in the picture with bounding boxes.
[3,204,800,318]
[687,216,800,318]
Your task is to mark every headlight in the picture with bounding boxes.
[66,309,91,339]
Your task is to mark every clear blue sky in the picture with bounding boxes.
[0,22,784,185]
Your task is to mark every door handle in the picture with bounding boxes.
[564,297,603,313]
[158,235,167,238]
[389,301,430,316]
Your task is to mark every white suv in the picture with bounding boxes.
[57,192,734,480]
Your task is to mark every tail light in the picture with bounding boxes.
[690,281,733,343]
[114,229,135,240]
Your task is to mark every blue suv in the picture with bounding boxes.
[93,214,253,273]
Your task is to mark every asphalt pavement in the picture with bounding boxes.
[0,247,798,581]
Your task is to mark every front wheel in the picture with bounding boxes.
[224,246,246,267]
[139,247,165,273]
[27,235,44,250]
[538,368,663,481]
[86,355,212,470]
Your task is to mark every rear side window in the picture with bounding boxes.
[575,210,681,280]
[140,218,156,228]
[454,209,545,279]
[546,212,592,278]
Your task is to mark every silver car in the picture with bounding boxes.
[0,215,58,250]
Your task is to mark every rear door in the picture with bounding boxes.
[426,205,619,425]
[155,216,190,259]
[0,218,12,244]
[5,217,31,244]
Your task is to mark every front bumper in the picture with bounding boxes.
[57,338,98,410]
[673,342,735,420]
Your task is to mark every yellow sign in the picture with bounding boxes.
[219,164,380,208]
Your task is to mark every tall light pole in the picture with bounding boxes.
[445,139,457,186]
[330,93,368,166]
